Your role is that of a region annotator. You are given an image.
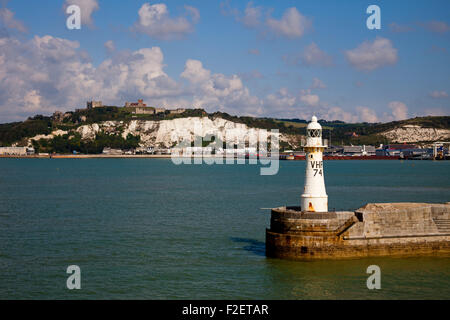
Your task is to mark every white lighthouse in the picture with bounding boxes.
[301,116,328,212]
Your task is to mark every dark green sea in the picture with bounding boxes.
[0,159,449,299]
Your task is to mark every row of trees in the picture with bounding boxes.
[0,116,53,146]
[32,133,140,154]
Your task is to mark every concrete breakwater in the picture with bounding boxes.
[266,202,450,260]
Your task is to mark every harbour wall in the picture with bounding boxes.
[266,202,450,260]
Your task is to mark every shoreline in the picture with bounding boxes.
[0,154,174,159]
[0,154,440,160]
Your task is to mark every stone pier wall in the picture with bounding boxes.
[266,202,450,260]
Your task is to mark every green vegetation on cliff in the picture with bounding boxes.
[0,115,54,146]
[280,116,450,145]
[31,132,140,154]
[0,106,448,151]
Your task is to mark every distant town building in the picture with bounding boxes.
[376,144,420,157]
[87,101,103,109]
[344,132,359,138]
[154,107,166,114]
[169,108,186,114]
[325,146,344,155]
[343,146,362,155]
[102,147,123,155]
[0,147,34,156]
[136,147,155,154]
[154,148,171,155]
[133,107,155,115]
[343,145,376,156]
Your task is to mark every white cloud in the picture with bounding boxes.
[238,70,264,81]
[240,2,262,28]
[97,47,182,100]
[0,34,267,121]
[311,77,326,89]
[321,106,358,123]
[355,106,378,123]
[429,90,448,99]
[261,87,386,123]
[265,88,297,110]
[299,89,319,106]
[389,22,413,33]
[104,40,115,53]
[301,42,333,67]
[420,20,450,33]
[63,0,99,27]
[133,2,199,40]
[283,43,333,67]
[0,35,183,121]
[388,101,408,120]
[181,59,262,115]
[23,90,42,112]
[0,7,26,33]
[345,37,398,71]
[300,94,319,106]
[264,88,321,119]
[0,35,90,120]
[224,3,311,39]
[266,7,311,38]
[0,33,417,124]
[429,45,447,54]
[423,108,449,116]
[263,89,328,120]
[219,0,239,17]
[184,5,200,23]
[180,59,211,84]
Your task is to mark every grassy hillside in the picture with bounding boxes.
[279,116,450,145]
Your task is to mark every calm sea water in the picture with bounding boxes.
[0,159,449,299]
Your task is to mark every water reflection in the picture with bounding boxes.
[230,237,266,257]
[262,256,450,299]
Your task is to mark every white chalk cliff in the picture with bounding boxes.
[64,117,301,149]
[380,125,450,143]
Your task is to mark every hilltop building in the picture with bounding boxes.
[169,108,186,114]
[125,99,155,115]
[123,100,185,115]
[87,101,103,109]
[125,99,146,108]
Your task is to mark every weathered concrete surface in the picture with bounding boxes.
[266,203,450,260]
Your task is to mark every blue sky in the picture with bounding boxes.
[0,0,449,122]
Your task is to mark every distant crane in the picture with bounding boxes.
[433,141,449,160]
